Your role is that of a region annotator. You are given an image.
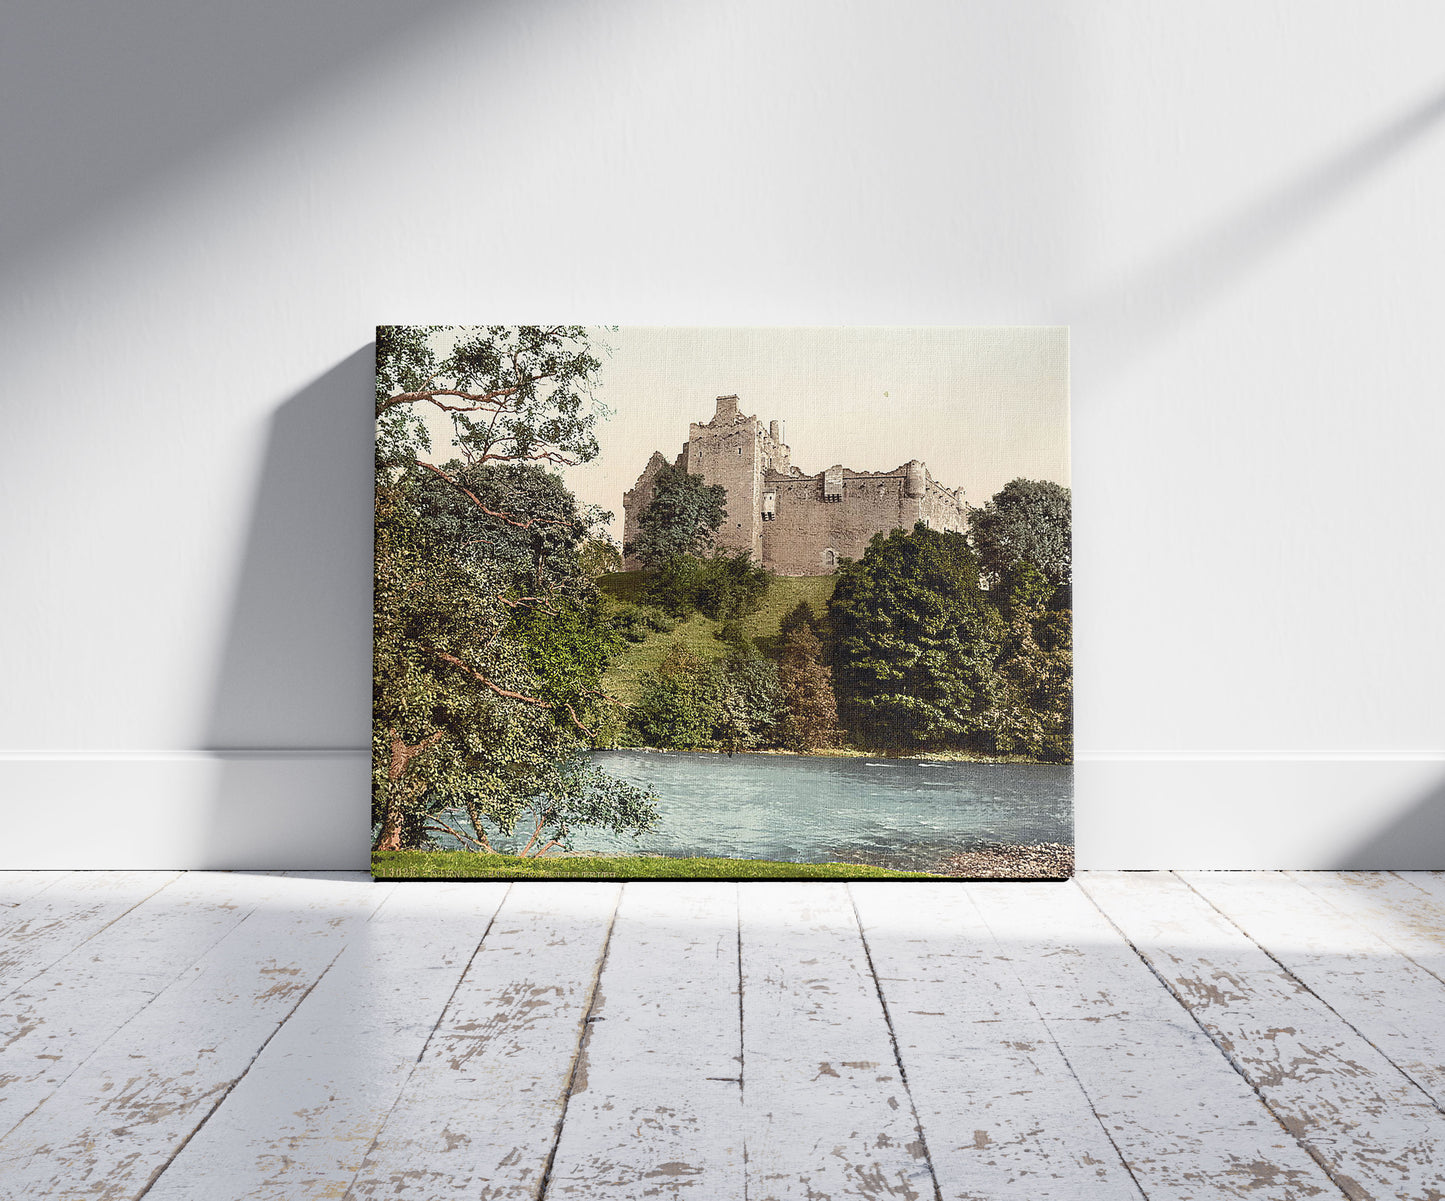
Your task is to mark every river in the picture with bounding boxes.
[438,750,1072,872]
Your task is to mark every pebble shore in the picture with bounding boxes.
[940,841,1074,880]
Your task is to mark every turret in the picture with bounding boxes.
[769,419,781,442]
[905,460,927,498]
[714,394,739,421]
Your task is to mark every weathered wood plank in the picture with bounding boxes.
[142,881,509,1201]
[0,871,290,1139]
[0,872,390,1199]
[739,882,936,1201]
[345,881,621,1199]
[0,871,182,1000]
[976,880,1341,1200]
[851,881,1143,1199]
[1085,871,1445,1199]
[1288,871,1445,980]
[0,870,67,907]
[543,882,744,1199]
[1184,870,1445,1112]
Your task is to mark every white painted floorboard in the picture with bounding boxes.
[2,872,1444,1201]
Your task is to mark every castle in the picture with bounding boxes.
[623,394,968,576]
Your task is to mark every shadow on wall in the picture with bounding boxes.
[200,348,375,870]
[0,0,470,282]
[1073,82,1445,384]
[1336,772,1445,871]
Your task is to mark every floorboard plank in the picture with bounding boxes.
[543,882,744,1199]
[0,871,294,1140]
[739,882,936,1201]
[1289,872,1445,982]
[1085,871,1445,1200]
[143,882,510,1201]
[0,872,389,1200]
[345,882,620,1200]
[1184,871,1445,1112]
[0,870,68,908]
[851,881,1143,1200]
[0,871,182,1001]
[979,881,1341,1200]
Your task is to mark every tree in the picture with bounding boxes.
[628,642,723,749]
[578,536,623,577]
[410,458,603,596]
[714,647,781,753]
[632,462,727,567]
[828,524,1004,750]
[474,758,659,858]
[968,478,1072,590]
[776,620,840,752]
[376,325,609,473]
[372,325,651,853]
[372,489,574,850]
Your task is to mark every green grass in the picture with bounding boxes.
[373,850,940,880]
[597,571,837,706]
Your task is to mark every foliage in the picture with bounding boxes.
[372,483,581,849]
[714,647,781,753]
[578,536,623,577]
[968,478,1072,589]
[828,524,1005,750]
[376,324,609,472]
[373,850,939,880]
[776,621,841,752]
[632,462,727,566]
[457,756,659,857]
[628,642,724,749]
[410,459,604,595]
[645,551,772,620]
[373,325,653,853]
[988,608,1073,762]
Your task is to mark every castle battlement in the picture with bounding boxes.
[624,394,967,576]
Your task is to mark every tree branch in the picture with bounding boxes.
[416,461,582,533]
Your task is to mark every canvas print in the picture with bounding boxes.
[373,326,1071,880]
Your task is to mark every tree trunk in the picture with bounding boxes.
[375,800,407,852]
[374,730,443,852]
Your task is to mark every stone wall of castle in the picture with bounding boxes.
[623,394,966,576]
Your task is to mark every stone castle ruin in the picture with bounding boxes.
[623,394,968,576]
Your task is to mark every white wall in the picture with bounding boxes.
[2,0,1442,869]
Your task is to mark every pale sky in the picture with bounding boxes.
[422,326,1069,541]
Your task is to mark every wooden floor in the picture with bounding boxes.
[3,873,1445,1199]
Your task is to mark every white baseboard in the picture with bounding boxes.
[1,752,1441,870]
[0,751,371,870]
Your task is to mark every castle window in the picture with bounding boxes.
[823,548,838,568]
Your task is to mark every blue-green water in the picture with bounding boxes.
[442,750,1072,872]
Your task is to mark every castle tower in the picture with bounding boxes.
[685,395,767,558]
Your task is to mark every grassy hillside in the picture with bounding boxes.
[597,571,836,706]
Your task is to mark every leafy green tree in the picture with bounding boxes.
[628,643,723,749]
[776,621,840,752]
[376,324,609,473]
[633,462,727,567]
[694,551,772,619]
[828,524,1005,750]
[475,758,660,857]
[373,325,651,852]
[372,489,580,850]
[714,648,781,753]
[646,550,771,619]
[578,536,623,577]
[968,478,1072,589]
[988,605,1073,762]
[409,459,606,592]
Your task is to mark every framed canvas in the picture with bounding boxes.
[373,327,1071,880]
